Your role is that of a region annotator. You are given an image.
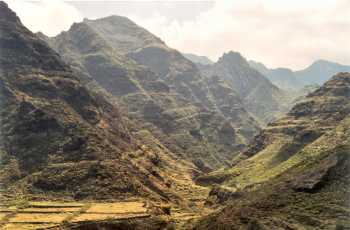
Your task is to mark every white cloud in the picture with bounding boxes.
[5,0,350,69]
[7,0,83,37]
[128,0,350,69]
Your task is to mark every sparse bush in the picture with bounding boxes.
[161,205,171,215]
[150,154,161,166]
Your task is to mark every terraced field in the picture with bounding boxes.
[0,180,212,230]
[0,148,213,229]
[0,200,150,229]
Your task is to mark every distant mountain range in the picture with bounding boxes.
[183,53,214,66]
[185,52,350,91]
[295,59,350,85]
[249,59,350,90]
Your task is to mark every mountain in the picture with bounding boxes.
[44,16,261,171]
[183,53,214,66]
[249,59,350,90]
[295,59,350,85]
[249,60,303,90]
[0,1,202,204]
[201,51,291,123]
[195,72,350,229]
[79,16,269,123]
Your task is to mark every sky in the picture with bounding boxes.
[6,0,350,70]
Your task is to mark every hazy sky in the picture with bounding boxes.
[6,0,350,70]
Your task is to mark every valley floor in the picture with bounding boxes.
[0,171,213,229]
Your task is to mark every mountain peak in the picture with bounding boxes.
[82,14,164,54]
[223,51,245,59]
[311,59,337,66]
[307,59,350,70]
[0,1,20,23]
[219,51,248,66]
[89,15,137,25]
[0,1,67,71]
[295,59,350,85]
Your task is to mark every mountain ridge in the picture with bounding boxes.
[201,51,292,123]
[44,15,262,171]
[250,59,350,90]
[183,53,214,66]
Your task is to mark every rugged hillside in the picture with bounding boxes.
[195,73,350,229]
[0,1,202,204]
[82,16,241,114]
[201,51,291,123]
[45,16,261,170]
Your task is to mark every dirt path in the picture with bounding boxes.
[165,167,213,229]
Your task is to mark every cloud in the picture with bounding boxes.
[7,0,83,37]
[6,0,350,69]
[128,0,350,69]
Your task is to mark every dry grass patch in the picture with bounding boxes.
[71,213,150,222]
[2,223,58,230]
[86,202,147,214]
[0,213,9,221]
[8,213,71,223]
[21,207,82,213]
[28,201,84,208]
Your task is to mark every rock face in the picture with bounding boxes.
[201,51,291,123]
[44,16,261,170]
[195,73,350,229]
[0,2,198,202]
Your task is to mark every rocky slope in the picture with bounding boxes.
[0,2,203,205]
[195,72,350,229]
[44,16,261,171]
[81,16,256,118]
[201,51,291,123]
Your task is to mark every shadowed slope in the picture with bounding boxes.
[0,2,202,204]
